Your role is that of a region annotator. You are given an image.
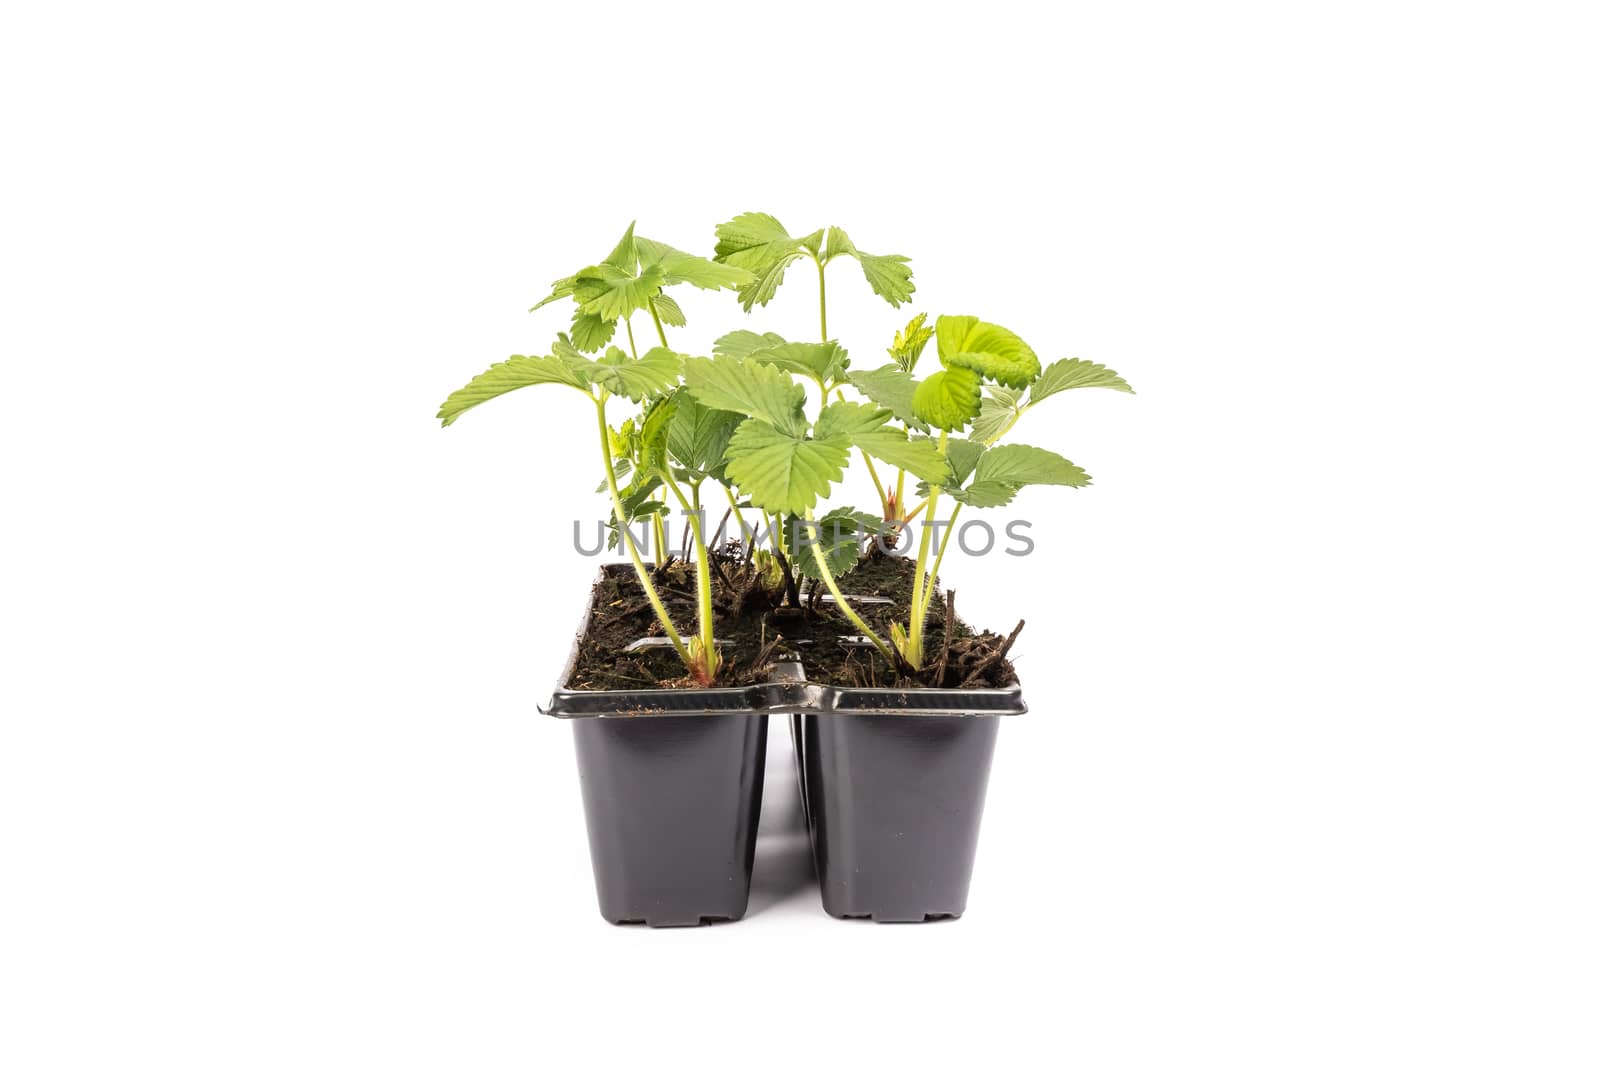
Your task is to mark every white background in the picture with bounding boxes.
[3,1,1597,1063]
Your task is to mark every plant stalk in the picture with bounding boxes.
[815,256,828,341]
[922,501,963,610]
[651,506,668,570]
[595,395,688,665]
[662,471,717,683]
[647,302,669,348]
[803,507,897,667]
[721,482,750,541]
[906,432,949,668]
[862,450,890,516]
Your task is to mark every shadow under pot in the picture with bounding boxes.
[572,713,768,927]
[799,713,1001,922]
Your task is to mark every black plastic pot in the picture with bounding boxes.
[797,713,1000,921]
[571,713,767,926]
[542,567,777,927]
[543,565,1025,926]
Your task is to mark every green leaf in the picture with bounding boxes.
[911,366,982,431]
[974,443,1091,487]
[590,347,683,402]
[683,355,808,436]
[738,256,805,311]
[1028,358,1136,402]
[572,262,665,322]
[809,400,887,445]
[531,274,578,312]
[888,312,935,373]
[749,341,849,384]
[597,457,632,493]
[549,332,607,389]
[722,420,851,514]
[436,354,588,426]
[971,388,1023,444]
[668,392,743,479]
[936,315,1041,387]
[912,435,986,499]
[569,311,616,352]
[609,416,635,460]
[633,393,677,475]
[715,212,823,260]
[793,507,890,580]
[713,212,823,311]
[853,252,915,307]
[714,212,796,258]
[713,329,788,360]
[618,462,662,503]
[532,221,751,334]
[822,226,914,307]
[602,222,638,271]
[846,365,928,432]
[817,401,951,485]
[636,236,756,290]
[943,437,987,486]
[946,480,1021,508]
[534,224,755,345]
[889,620,910,659]
[552,331,585,362]
[605,490,664,550]
[651,292,686,327]
[852,427,951,484]
[822,226,854,261]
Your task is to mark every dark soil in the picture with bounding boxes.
[565,549,1023,692]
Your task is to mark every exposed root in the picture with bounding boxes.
[957,618,1025,688]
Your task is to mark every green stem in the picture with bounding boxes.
[906,432,948,668]
[721,482,750,541]
[895,469,906,521]
[624,317,638,359]
[596,395,688,665]
[651,508,668,570]
[803,507,896,667]
[648,302,669,348]
[862,451,890,516]
[662,470,717,683]
[922,501,962,609]
[815,256,828,341]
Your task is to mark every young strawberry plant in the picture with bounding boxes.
[844,316,1136,669]
[437,225,752,685]
[711,214,928,526]
[704,212,1134,677]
